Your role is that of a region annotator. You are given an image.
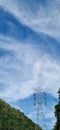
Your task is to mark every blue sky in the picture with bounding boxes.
[0,1,60,130]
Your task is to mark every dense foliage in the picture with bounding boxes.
[52,88,60,130]
[0,99,42,130]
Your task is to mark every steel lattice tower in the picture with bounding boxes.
[34,88,47,130]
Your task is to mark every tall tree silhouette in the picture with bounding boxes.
[53,88,60,130]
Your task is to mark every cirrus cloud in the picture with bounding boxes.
[0,36,60,102]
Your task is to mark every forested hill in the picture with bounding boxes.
[0,99,42,130]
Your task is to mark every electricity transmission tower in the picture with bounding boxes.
[34,88,47,130]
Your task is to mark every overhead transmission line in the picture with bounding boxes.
[33,2,60,130]
[34,88,47,130]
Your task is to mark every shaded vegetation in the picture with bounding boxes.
[52,88,60,130]
[0,99,42,130]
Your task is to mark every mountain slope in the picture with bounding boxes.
[0,99,42,130]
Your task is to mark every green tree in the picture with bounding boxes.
[0,99,42,130]
[53,88,60,130]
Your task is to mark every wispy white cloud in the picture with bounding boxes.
[0,0,60,38]
[0,1,60,130]
[0,36,60,102]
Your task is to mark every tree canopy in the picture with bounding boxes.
[52,88,60,130]
[0,98,42,130]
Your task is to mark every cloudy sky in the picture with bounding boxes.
[0,0,60,130]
